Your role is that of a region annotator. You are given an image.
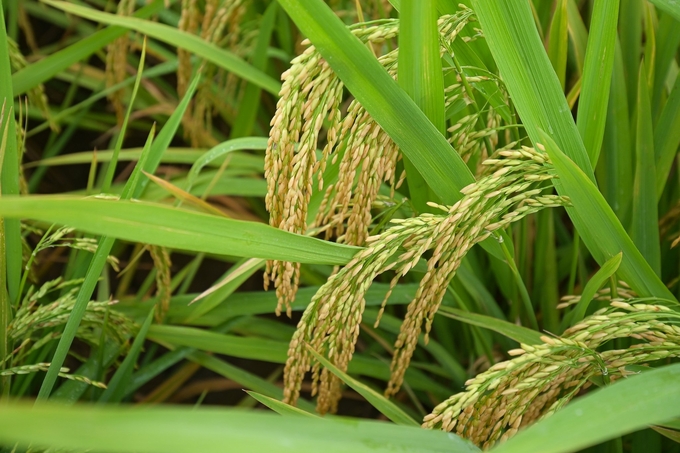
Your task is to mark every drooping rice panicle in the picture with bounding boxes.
[283,146,569,414]
[423,301,680,449]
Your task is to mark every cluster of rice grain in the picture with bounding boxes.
[423,301,680,449]
[178,0,247,147]
[282,147,569,414]
[265,8,513,316]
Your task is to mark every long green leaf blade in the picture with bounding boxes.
[0,196,359,265]
[0,1,21,304]
[576,0,620,165]
[0,403,480,453]
[631,60,661,276]
[567,252,622,326]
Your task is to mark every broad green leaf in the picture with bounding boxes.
[12,0,169,96]
[631,60,661,276]
[492,363,680,453]
[576,0,620,166]
[0,403,481,453]
[307,347,419,427]
[547,0,568,90]
[538,130,674,301]
[437,306,542,345]
[43,1,281,96]
[246,391,318,418]
[0,197,359,265]
[275,0,474,205]
[655,73,680,198]
[98,308,154,403]
[470,0,594,178]
[567,252,622,326]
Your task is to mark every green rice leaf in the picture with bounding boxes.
[631,60,661,276]
[245,391,318,418]
[98,308,155,403]
[492,363,680,453]
[547,0,568,90]
[576,0,619,165]
[437,306,542,345]
[0,196,359,265]
[0,402,481,453]
[566,252,622,326]
[648,0,680,24]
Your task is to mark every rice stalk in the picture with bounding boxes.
[283,146,568,414]
[423,301,680,449]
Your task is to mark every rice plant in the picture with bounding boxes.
[0,0,680,452]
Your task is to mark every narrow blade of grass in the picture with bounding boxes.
[566,252,622,327]
[492,363,680,453]
[648,0,680,24]
[98,308,154,403]
[0,1,21,305]
[598,37,633,224]
[245,391,318,418]
[307,346,419,426]
[229,2,278,137]
[437,306,543,345]
[43,0,281,96]
[398,0,445,211]
[631,60,661,276]
[620,0,643,112]
[547,0,568,90]
[576,0,620,165]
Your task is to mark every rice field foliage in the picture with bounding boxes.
[0,0,680,452]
